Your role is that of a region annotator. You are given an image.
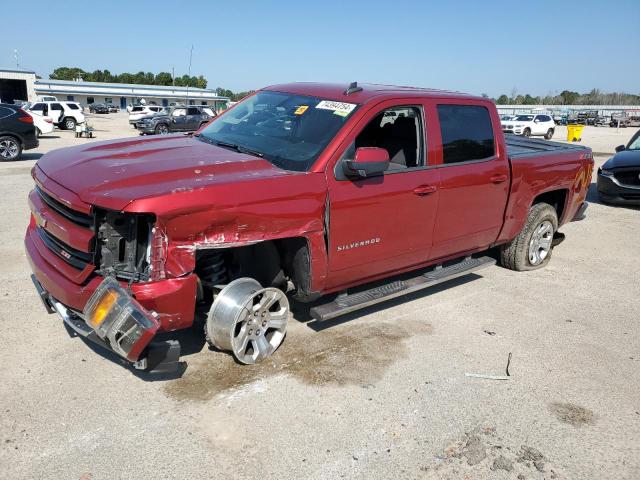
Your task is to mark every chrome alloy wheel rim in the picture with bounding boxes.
[158,125,168,134]
[65,119,75,129]
[0,139,18,159]
[528,220,553,265]
[208,278,289,364]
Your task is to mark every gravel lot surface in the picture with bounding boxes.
[1,113,638,479]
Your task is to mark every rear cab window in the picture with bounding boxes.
[436,105,495,164]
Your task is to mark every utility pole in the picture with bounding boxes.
[185,45,193,106]
[172,66,175,86]
[14,49,19,69]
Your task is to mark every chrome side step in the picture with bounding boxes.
[310,256,496,322]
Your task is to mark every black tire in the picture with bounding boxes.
[199,122,207,129]
[544,128,554,140]
[0,135,22,161]
[36,128,41,138]
[523,128,531,137]
[155,123,169,135]
[499,203,558,271]
[63,117,76,130]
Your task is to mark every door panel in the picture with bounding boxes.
[429,101,510,259]
[325,98,440,290]
[430,159,509,258]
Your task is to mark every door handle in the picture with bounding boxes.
[413,185,437,196]
[490,174,508,184]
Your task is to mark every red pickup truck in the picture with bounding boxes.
[25,82,593,372]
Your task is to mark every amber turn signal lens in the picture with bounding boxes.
[87,290,118,328]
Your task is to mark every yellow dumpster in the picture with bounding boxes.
[567,124,584,142]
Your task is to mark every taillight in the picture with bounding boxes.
[17,109,33,123]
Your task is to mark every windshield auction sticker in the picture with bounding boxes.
[294,105,309,115]
[315,100,357,117]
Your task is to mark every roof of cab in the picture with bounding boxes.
[263,82,479,104]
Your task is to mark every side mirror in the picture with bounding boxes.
[615,144,625,153]
[343,147,390,178]
[534,119,540,123]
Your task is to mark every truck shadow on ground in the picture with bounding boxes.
[73,271,483,387]
[291,274,481,331]
[162,274,484,400]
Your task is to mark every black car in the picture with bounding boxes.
[106,103,119,113]
[597,129,640,205]
[89,103,109,114]
[0,104,38,161]
[136,106,213,135]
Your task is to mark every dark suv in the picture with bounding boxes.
[136,106,214,135]
[0,104,38,161]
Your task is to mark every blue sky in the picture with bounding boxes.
[3,0,639,96]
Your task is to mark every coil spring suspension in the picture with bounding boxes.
[197,251,228,288]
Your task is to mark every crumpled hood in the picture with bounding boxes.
[36,134,292,210]
[602,149,640,169]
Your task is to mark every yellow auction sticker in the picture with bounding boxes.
[294,105,309,115]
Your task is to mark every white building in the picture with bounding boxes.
[0,68,229,111]
[0,68,37,103]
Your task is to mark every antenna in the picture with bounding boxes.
[185,45,194,106]
[344,81,362,95]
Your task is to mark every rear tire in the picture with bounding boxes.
[155,123,169,135]
[63,117,76,130]
[500,203,558,271]
[0,136,22,161]
[544,129,554,140]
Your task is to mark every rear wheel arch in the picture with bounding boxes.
[532,189,568,222]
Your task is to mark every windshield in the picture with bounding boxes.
[515,115,534,121]
[627,132,640,150]
[198,91,358,172]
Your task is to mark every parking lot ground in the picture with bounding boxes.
[0,116,639,479]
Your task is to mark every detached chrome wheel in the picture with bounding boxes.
[528,220,553,266]
[206,278,289,364]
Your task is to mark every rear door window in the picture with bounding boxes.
[437,105,495,164]
[50,103,63,111]
[0,106,13,119]
[187,107,200,115]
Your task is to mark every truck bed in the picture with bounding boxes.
[505,134,589,159]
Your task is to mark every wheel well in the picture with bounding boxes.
[0,133,21,145]
[194,237,312,300]
[532,189,567,221]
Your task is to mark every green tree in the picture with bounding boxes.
[559,90,579,105]
[50,67,86,81]
[496,94,510,104]
[155,72,173,86]
[195,75,207,89]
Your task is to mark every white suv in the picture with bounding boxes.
[29,101,85,130]
[502,114,555,139]
[129,105,163,127]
